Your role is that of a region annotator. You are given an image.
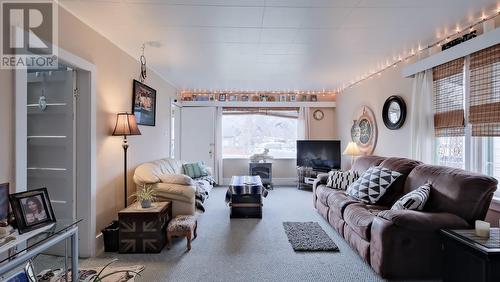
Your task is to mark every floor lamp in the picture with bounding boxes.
[112,112,141,208]
[343,142,361,167]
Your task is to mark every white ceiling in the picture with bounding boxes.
[59,0,500,91]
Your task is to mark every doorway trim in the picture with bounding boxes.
[15,47,97,257]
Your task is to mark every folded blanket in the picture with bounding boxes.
[192,176,216,212]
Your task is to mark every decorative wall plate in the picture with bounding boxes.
[351,106,377,155]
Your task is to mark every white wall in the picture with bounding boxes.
[335,65,414,170]
[0,5,177,241]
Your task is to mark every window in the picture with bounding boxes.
[433,44,500,195]
[222,108,298,159]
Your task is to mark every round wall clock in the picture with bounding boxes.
[382,95,406,130]
[351,106,378,155]
[313,109,324,120]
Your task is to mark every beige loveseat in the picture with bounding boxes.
[133,158,213,216]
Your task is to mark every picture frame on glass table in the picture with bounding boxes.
[9,188,56,234]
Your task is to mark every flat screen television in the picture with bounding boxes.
[296,140,341,172]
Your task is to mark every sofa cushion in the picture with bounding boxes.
[326,170,359,190]
[326,191,359,220]
[376,157,422,206]
[344,203,388,241]
[347,166,402,204]
[316,185,336,206]
[391,183,431,211]
[351,156,386,175]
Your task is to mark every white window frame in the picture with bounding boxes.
[437,55,500,198]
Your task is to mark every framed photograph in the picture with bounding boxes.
[9,188,56,234]
[209,94,215,101]
[229,95,238,101]
[300,95,307,101]
[311,95,318,102]
[290,95,296,102]
[132,80,157,126]
[279,95,287,102]
[219,93,226,101]
[241,95,249,102]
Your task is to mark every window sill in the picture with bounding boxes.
[222,157,296,161]
[490,196,500,212]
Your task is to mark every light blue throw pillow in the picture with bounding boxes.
[183,162,208,179]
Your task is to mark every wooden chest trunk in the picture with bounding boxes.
[228,176,264,219]
[118,201,172,253]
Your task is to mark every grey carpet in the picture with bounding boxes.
[283,222,339,252]
[35,187,439,282]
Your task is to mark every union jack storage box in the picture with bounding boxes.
[118,201,172,253]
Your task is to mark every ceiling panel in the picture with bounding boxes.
[59,0,499,90]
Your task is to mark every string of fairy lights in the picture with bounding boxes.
[340,6,500,92]
[180,5,500,99]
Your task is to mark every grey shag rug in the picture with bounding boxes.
[283,221,339,252]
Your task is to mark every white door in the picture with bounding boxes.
[27,69,76,221]
[171,103,181,159]
[181,107,216,170]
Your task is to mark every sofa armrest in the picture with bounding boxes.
[312,173,329,208]
[377,210,469,232]
[370,210,470,278]
[314,173,329,187]
[154,183,196,200]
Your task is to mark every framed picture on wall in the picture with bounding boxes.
[9,188,56,234]
[132,79,157,126]
[219,93,226,101]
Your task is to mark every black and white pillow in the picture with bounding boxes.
[391,183,431,211]
[346,166,402,204]
[326,170,359,190]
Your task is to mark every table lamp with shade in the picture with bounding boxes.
[343,142,361,166]
[112,112,141,208]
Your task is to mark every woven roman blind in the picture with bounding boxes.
[433,58,465,137]
[469,44,500,136]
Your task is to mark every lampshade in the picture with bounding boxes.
[112,112,141,136]
[343,142,361,156]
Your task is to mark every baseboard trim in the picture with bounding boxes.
[95,232,104,256]
[221,177,297,186]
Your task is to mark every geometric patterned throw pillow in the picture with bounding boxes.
[326,170,359,190]
[346,166,402,204]
[391,183,431,211]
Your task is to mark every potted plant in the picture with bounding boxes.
[131,184,156,208]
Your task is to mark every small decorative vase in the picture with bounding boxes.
[141,199,152,208]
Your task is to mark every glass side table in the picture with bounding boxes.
[0,219,81,281]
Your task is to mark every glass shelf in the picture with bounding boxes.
[0,219,81,265]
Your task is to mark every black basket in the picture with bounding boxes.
[102,220,119,252]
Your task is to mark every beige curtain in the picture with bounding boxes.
[410,69,435,163]
[298,107,310,140]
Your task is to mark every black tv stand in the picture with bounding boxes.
[297,167,319,190]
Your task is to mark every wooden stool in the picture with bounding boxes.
[167,215,197,251]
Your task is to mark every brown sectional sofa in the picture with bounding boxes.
[313,155,498,279]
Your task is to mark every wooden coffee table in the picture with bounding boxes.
[440,228,500,282]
